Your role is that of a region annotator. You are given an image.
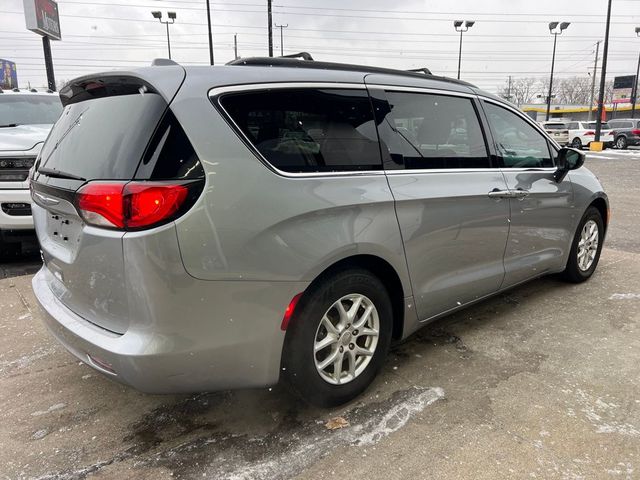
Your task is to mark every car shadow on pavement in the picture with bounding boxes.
[23,274,580,479]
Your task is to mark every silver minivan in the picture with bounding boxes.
[30,57,608,406]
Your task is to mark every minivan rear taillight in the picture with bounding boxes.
[76,181,195,230]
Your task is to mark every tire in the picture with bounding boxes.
[561,207,604,283]
[615,136,628,150]
[571,137,583,149]
[282,268,393,407]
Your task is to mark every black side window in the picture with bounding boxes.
[219,89,381,173]
[136,110,204,180]
[483,101,554,168]
[376,91,490,169]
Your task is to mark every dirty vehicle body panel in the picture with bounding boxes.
[31,62,608,393]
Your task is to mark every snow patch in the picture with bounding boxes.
[609,293,640,300]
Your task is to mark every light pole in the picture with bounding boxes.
[205,0,214,65]
[454,20,475,80]
[546,21,570,121]
[632,27,640,119]
[151,11,176,60]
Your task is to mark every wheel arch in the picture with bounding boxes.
[589,196,609,234]
[303,254,407,341]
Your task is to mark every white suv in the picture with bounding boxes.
[566,121,614,150]
[0,89,62,256]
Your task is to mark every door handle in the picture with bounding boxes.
[513,189,530,199]
[487,189,514,199]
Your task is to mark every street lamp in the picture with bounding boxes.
[454,20,475,80]
[151,11,177,60]
[546,21,570,121]
[632,26,640,119]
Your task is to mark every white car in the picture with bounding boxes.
[566,121,614,150]
[539,121,569,146]
[0,88,62,256]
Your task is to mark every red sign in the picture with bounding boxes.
[23,0,61,40]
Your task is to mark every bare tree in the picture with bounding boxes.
[500,77,538,106]
[557,76,591,104]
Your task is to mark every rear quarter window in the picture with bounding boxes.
[217,88,382,173]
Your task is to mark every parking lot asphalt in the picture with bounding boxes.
[1,151,639,480]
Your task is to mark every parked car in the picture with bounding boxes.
[607,118,640,149]
[566,121,613,149]
[539,121,569,145]
[0,88,62,256]
[30,58,609,406]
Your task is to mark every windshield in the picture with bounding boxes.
[586,122,610,129]
[0,95,63,126]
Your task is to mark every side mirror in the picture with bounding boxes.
[554,147,585,182]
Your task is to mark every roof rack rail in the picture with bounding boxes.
[407,67,432,75]
[151,58,179,66]
[281,52,314,61]
[226,56,474,87]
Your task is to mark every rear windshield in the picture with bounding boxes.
[586,122,610,129]
[544,123,567,130]
[38,93,166,180]
[0,95,62,126]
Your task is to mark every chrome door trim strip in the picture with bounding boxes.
[365,84,476,98]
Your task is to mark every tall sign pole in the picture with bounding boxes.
[23,0,61,91]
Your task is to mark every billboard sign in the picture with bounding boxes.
[0,60,18,89]
[612,75,636,104]
[23,0,61,40]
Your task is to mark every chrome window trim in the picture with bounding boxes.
[207,82,560,179]
[385,167,556,175]
[208,82,367,98]
[366,84,476,99]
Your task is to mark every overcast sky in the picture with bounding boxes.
[3,0,639,95]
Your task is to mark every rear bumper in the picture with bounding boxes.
[32,266,308,393]
[0,188,33,231]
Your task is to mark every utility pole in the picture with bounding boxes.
[588,41,600,122]
[234,33,238,60]
[595,0,613,142]
[275,23,288,56]
[206,0,214,65]
[507,75,512,102]
[267,0,273,57]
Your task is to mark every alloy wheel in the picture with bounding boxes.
[313,293,380,385]
[577,219,599,271]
